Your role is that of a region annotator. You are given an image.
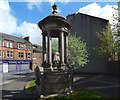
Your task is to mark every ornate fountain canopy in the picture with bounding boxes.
[38,4,70,37]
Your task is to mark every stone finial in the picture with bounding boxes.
[52,3,58,14]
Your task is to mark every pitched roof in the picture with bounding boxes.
[33,44,42,53]
[0,32,31,44]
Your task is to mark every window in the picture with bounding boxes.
[3,50,4,57]
[26,45,31,50]
[28,53,31,58]
[6,41,13,48]
[10,42,13,48]
[0,40,2,46]
[26,53,31,59]
[18,43,23,49]
[0,50,4,57]
[7,51,13,58]
[0,40,4,47]
[6,42,9,47]
[3,41,4,47]
[0,50,1,57]
[18,52,24,59]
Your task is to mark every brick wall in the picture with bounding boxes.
[32,53,42,70]
[0,39,33,60]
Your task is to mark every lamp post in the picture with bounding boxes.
[38,4,72,96]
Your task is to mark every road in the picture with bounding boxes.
[0,71,36,100]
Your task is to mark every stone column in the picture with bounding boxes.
[42,35,46,63]
[58,37,61,57]
[47,32,52,67]
[64,35,68,64]
[60,31,65,65]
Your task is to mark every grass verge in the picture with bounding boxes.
[41,89,109,100]
[24,80,36,94]
[24,80,109,100]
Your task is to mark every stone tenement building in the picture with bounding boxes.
[67,13,109,74]
[0,32,33,60]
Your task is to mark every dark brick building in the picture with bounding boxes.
[67,13,109,74]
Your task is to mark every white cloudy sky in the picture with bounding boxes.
[0,1,118,45]
[77,3,117,23]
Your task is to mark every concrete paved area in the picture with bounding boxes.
[0,72,119,99]
[0,71,37,100]
[0,70,33,85]
[73,74,120,99]
[2,77,38,100]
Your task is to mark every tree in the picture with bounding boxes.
[68,35,88,68]
[51,35,89,69]
[52,38,58,53]
[112,2,120,60]
[95,24,118,62]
